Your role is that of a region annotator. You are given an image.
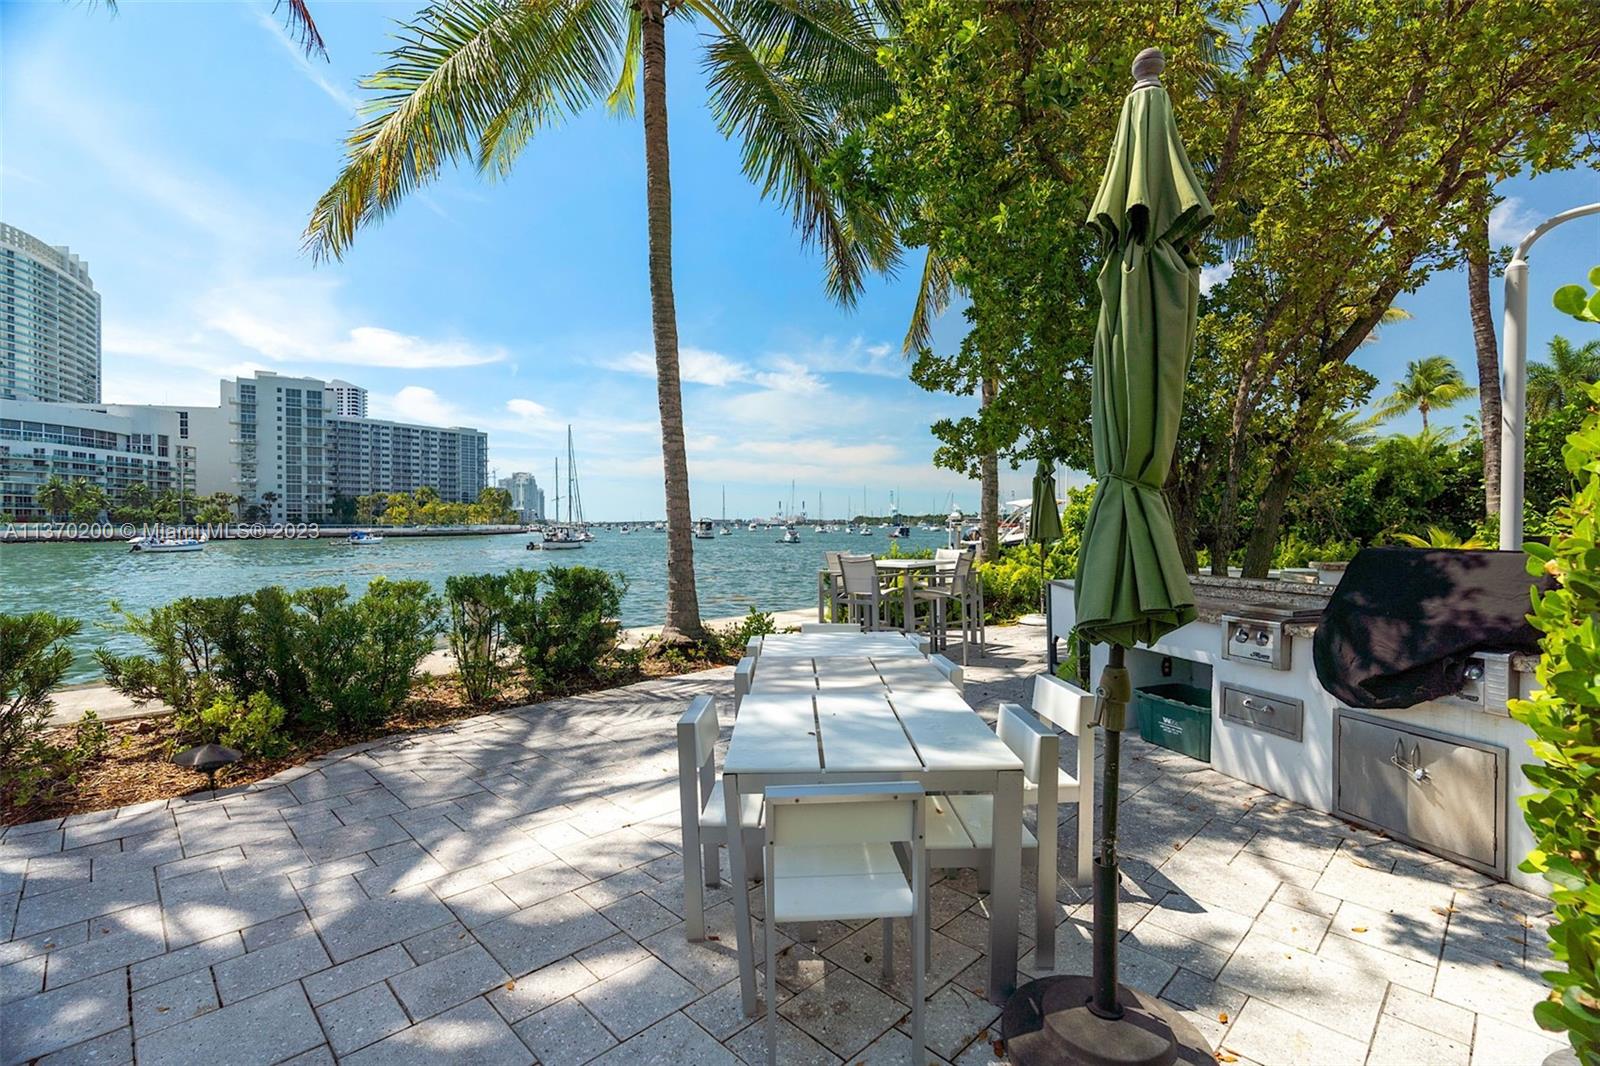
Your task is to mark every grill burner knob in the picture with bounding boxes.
[1235,627,1250,643]
[1255,628,1271,646]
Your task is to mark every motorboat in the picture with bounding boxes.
[619,525,631,534]
[778,525,801,544]
[859,526,874,536]
[652,521,666,532]
[347,529,384,546]
[747,521,760,532]
[129,532,206,553]
[694,519,716,540]
[888,523,911,539]
[529,526,585,550]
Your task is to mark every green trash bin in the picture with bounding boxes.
[1134,682,1212,761]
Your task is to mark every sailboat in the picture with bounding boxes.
[529,431,588,549]
[719,486,733,534]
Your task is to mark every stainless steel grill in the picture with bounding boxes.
[1219,604,1325,671]
[1437,651,1519,716]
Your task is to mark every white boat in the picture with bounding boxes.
[719,524,733,536]
[347,529,384,545]
[747,522,760,532]
[529,526,585,550]
[859,526,874,536]
[778,525,800,544]
[694,519,716,540]
[652,521,666,532]
[129,533,206,553]
[619,525,632,534]
[888,523,911,539]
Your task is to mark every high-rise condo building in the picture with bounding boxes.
[498,471,544,522]
[327,379,368,418]
[0,223,102,404]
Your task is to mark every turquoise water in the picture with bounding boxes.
[0,526,952,682]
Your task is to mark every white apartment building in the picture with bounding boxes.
[1,370,488,521]
[498,471,544,522]
[1,223,102,404]
[328,415,488,504]
[0,398,195,518]
[327,379,368,418]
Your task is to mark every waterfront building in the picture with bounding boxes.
[0,223,102,404]
[327,379,368,418]
[328,415,488,505]
[0,398,195,518]
[499,471,544,521]
[201,371,331,524]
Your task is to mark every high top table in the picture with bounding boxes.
[749,631,926,660]
[720,683,1028,1016]
[816,557,940,631]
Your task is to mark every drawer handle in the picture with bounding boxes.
[1390,739,1428,783]
[1241,697,1276,717]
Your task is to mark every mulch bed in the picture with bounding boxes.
[5,647,736,827]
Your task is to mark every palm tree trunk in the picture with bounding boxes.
[1466,189,1501,519]
[640,0,704,644]
[979,370,1000,561]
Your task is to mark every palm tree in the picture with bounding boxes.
[304,1,894,644]
[34,475,71,522]
[1526,335,1600,419]
[1375,355,1475,431]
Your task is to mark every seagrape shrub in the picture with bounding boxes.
[1512,383,1600,1063]
[1,611,106,806]
[503,566,626,693]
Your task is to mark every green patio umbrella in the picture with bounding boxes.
[1028,458,1063,621]
[1003,48,1215,1066]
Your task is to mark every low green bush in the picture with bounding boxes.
[100,578,442,741]
[1,611,104,806]
[1513,384,1600,1063]
[504,566,626,693]
[175,691,289,759]
[711,607,777,660]
[445,572,513,704]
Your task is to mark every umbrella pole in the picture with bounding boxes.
[1091,643,1129,1017]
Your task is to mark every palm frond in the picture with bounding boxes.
[604,2,643,116]
[695,0,900,304]
[306,0,624,260]
[903,247,955,354]
[273,0,327,60]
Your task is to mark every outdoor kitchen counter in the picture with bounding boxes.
[1049,578,1545,894]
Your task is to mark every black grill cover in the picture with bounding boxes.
[1312,547,1547,709]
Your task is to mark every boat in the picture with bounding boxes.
[694,519,716,540]
[719,524,733,536]
[747,522,759,532]
[859,526,874,536]
[778,525,801,544]
[888,523,911,539]
[529,526,585,550]
[129,532,206,553]
[347,529,384,546]
[652,521,666,532]
[619,525,631,534]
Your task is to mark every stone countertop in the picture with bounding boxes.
[1050,577,1541,673]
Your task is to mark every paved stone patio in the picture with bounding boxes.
[1,626,1564,1066]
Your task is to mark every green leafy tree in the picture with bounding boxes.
[67,479,110,523]
[1529,336,1600,420]
[1515,383,1600,1064]
[303,0,896,645]
[1375,356,1476,432]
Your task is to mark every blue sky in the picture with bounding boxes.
[3,2,1596,520]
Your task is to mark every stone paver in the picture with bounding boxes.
[0,626,1557,1065]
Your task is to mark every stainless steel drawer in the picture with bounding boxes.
[1220,684,1303,742]
[1334,712,1506,876]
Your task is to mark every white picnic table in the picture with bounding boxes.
[722,633,1042,1017]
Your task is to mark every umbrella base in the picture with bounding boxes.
[1000,976,1214,1066]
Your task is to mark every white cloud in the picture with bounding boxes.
[602,346,754,387]
[506,398,550,419]
[1200,261,1234,295]
[1488,196,1540,246]
[773,336,904,378]
[381,386,461,426]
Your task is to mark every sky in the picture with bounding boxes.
[3,2,1597,520]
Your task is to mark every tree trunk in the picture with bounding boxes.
[1466,189,1501,519]
[1239,447,1299,577]
[979,370,1000,561]
[640,1,704,643]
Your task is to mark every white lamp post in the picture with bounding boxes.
[1497,202,1600,550]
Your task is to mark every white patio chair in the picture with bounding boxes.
[839,553,893,630]
[800,622,863,634]
[678,695,763,941]
[1028,673,1096,889]
[912,550,981,663]
[922,702,1071,968]
[762,783,926,1066]
[733,657,756,713]
[821,550,850,622]
[929,653,963,693]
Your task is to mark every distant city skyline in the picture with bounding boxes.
[3,3,1595,521]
